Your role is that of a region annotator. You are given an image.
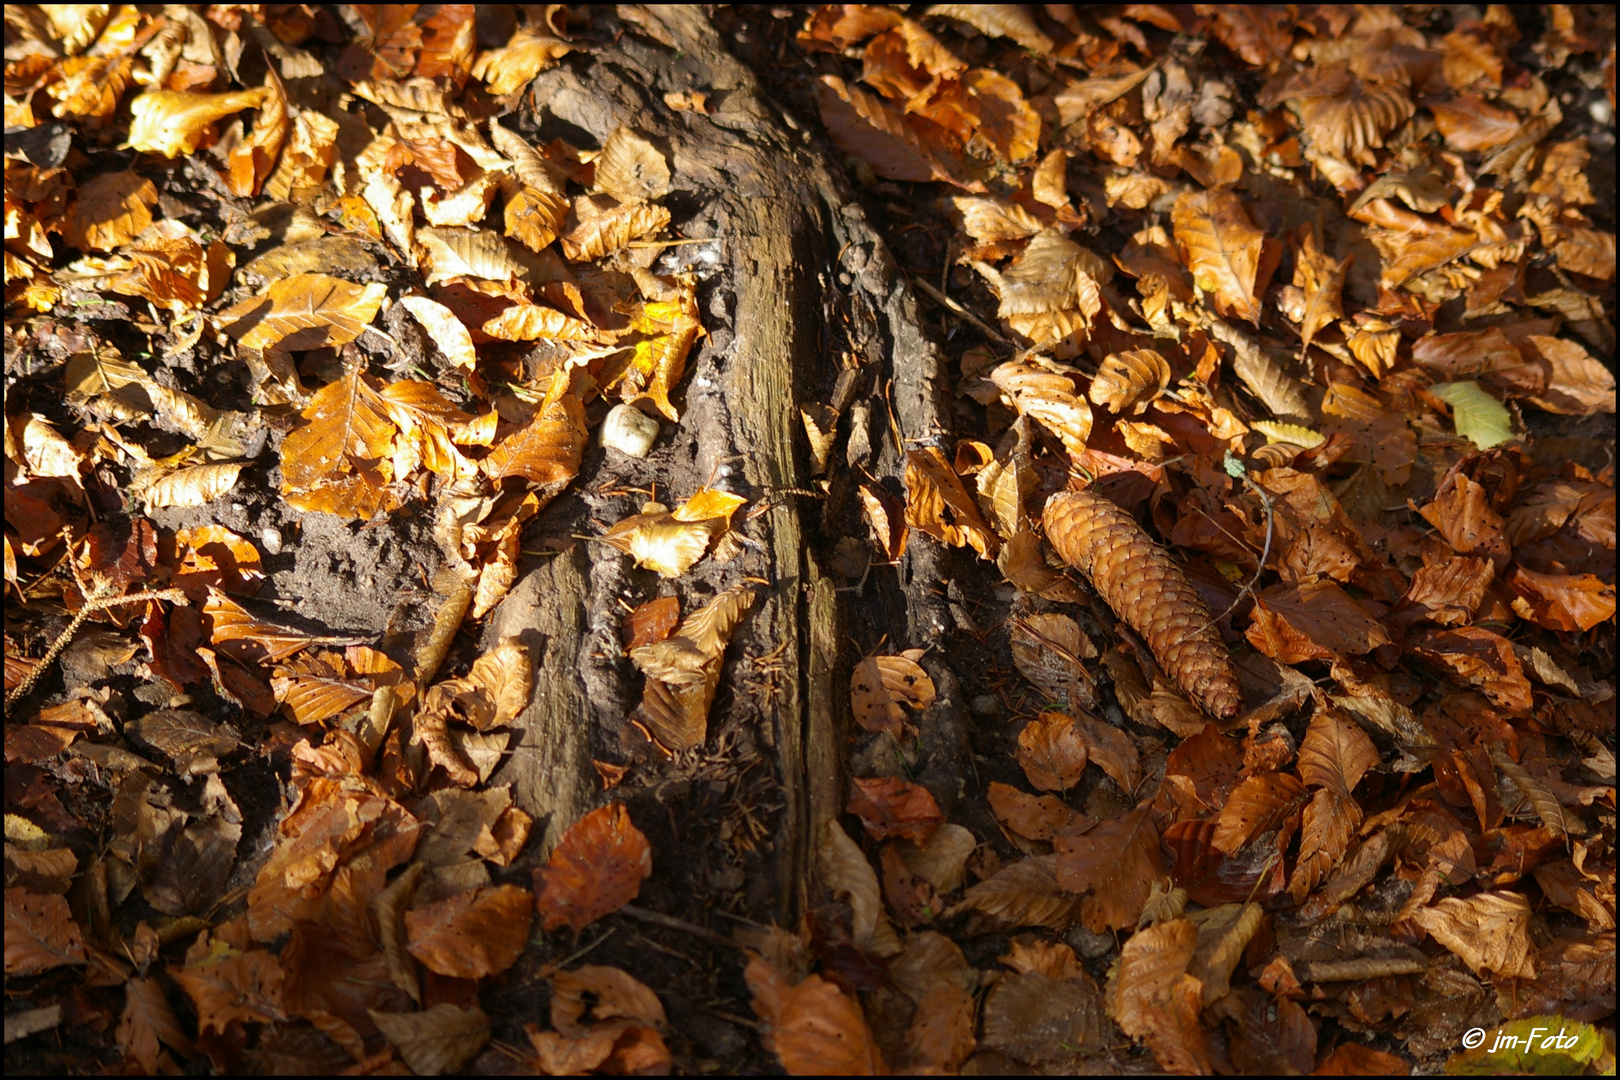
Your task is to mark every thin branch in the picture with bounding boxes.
[909,276,1014,348]
[617,903,740,951]
[7,589,189,708]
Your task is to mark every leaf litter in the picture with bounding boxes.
[3,3,1616,1076]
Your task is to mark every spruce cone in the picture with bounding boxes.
[1043,490,1242,720]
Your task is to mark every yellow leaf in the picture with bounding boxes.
[600,507,724,579]
[278,366,402,521]
[594,127,671,204]
[397,296,478,371]
[140,463,245,510]
[220,274,387,352]
[481,304,599,342]
[672,487,747,523]
[480,371,587,499]
[1173,189,1268,325]
[124,88,269,157]
[472,26,574,95]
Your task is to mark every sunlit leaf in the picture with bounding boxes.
[1429,381,1514,449]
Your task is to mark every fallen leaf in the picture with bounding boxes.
[817,75,961,184]
[905,446,999,558]
[369,1003,490,1076]
[405,884,533,979]
[630,585,755,751]
[817,820,901,957]
[846,777,942,843]
[1109,918,1210,1072]
[124,87,268,157]
[849,649,936,737]
[220,274,387,352]
[956,855,1079,931]
[1056,806,1166,931]
[1089,349,1172,415]
[398,295,478,371]
[1173,189,1270,325]
[746,952,886,1075]
[535,804,652,933]
[1410,891,1535,980]
[1016,711,1089,792]
[4,888,88,974]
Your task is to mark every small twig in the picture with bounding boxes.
[7,588,189,708]
[909,277,1014,348]
[533,927,617,981]
[618,903,740,951]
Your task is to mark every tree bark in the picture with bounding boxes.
[485,5,971,923]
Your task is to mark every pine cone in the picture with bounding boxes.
[1043,490,1242,720]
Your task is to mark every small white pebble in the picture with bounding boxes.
[1590,98,1613,125]
[261,526,282,555]
[601,403,660,458]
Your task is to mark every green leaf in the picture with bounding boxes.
[1431,381,1514,449]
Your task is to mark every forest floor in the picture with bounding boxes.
[4,4,1617,1076]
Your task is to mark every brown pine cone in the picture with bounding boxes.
[1043,490,1242,720]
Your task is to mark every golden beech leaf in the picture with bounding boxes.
[271,652,376,725]
[1292,229,1350,359]
[816,75,961,185]
[504,185,570,253]
[405,884,533,979]
[558,196,671,261]
[1173,189,1269,325]
[1291,68,1414,162]
[905,446,999,558]
[139,463,244,510]
[397,295,478,371]
[472,26,574,95]
[480,370,587,498]
[124,87,269,157]
[603,274,704,421]
[63,172,157,253]
[204,587,342,666]
[630,586,755,751]
[850,649,936,737]
[989,360,1093,455]
[1056,805,1166,932]
[950,196,1042,244]
[277,365,402,521]
[1110,919,1211,1073]
[225,69,288,199]
[594,127,671,204]
[601,508,723,579]
[220,274,387,352]
[1410,891,1536,980]
[1089,349,1171,415]
[925,4,1054,53]
[481,303,599,342]
[418,226,528,286]
[370,1004,489,1076]
[955,855,1079,931]
[1210,773,1306,855]
[818,820,902,956]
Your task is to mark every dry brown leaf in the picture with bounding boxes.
[1187,902,1263,1007]
[5,888,89,975]
[1410,891,1536,980]
[1292,229,1349,359]
[905,446,999,558]
[956,855,1079,931]
[1291,69,1414,162]
[818,820,901,957]
[1173,189,1270,325]
[925,4,1053,53]
[481,369,588,500]
[847,777,942,843]
[988,782,1079,842]
[558,196,671,261]
[1010,612,1095,708]
[897,823,975,895]
[370,1003,490,1076]
[997,530,1084,602]
[535,804,652,933]
[1016,711,1089,792]
[1056,806,1166,932]
[989,360,1094,455]
[950,195,1043,243]
[630,585,755,752]
[816,75,961,185]
[63,172,157,253]
[1210,772,1306,855]
[605,272,704,421]
[139,463,244,510]
[472,26,574,95]
[1111,919,1211,1072]
[276,365,401,521]
[849,649,936,737]
[398,296,478,371]
[594,127,671,204]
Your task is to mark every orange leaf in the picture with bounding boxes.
[987,782,1079,842]
[1173,189,1268,325]
[4,888,88,974]
[405,884,533,979]
[745,953,886,1075]
[535,804,652,932]
[849,650,936,736]
[1016,711,1089,792]
[220,274,387,352]
[1210,773,1306,855]
[846,777,942,842]
[816,75,961,185]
